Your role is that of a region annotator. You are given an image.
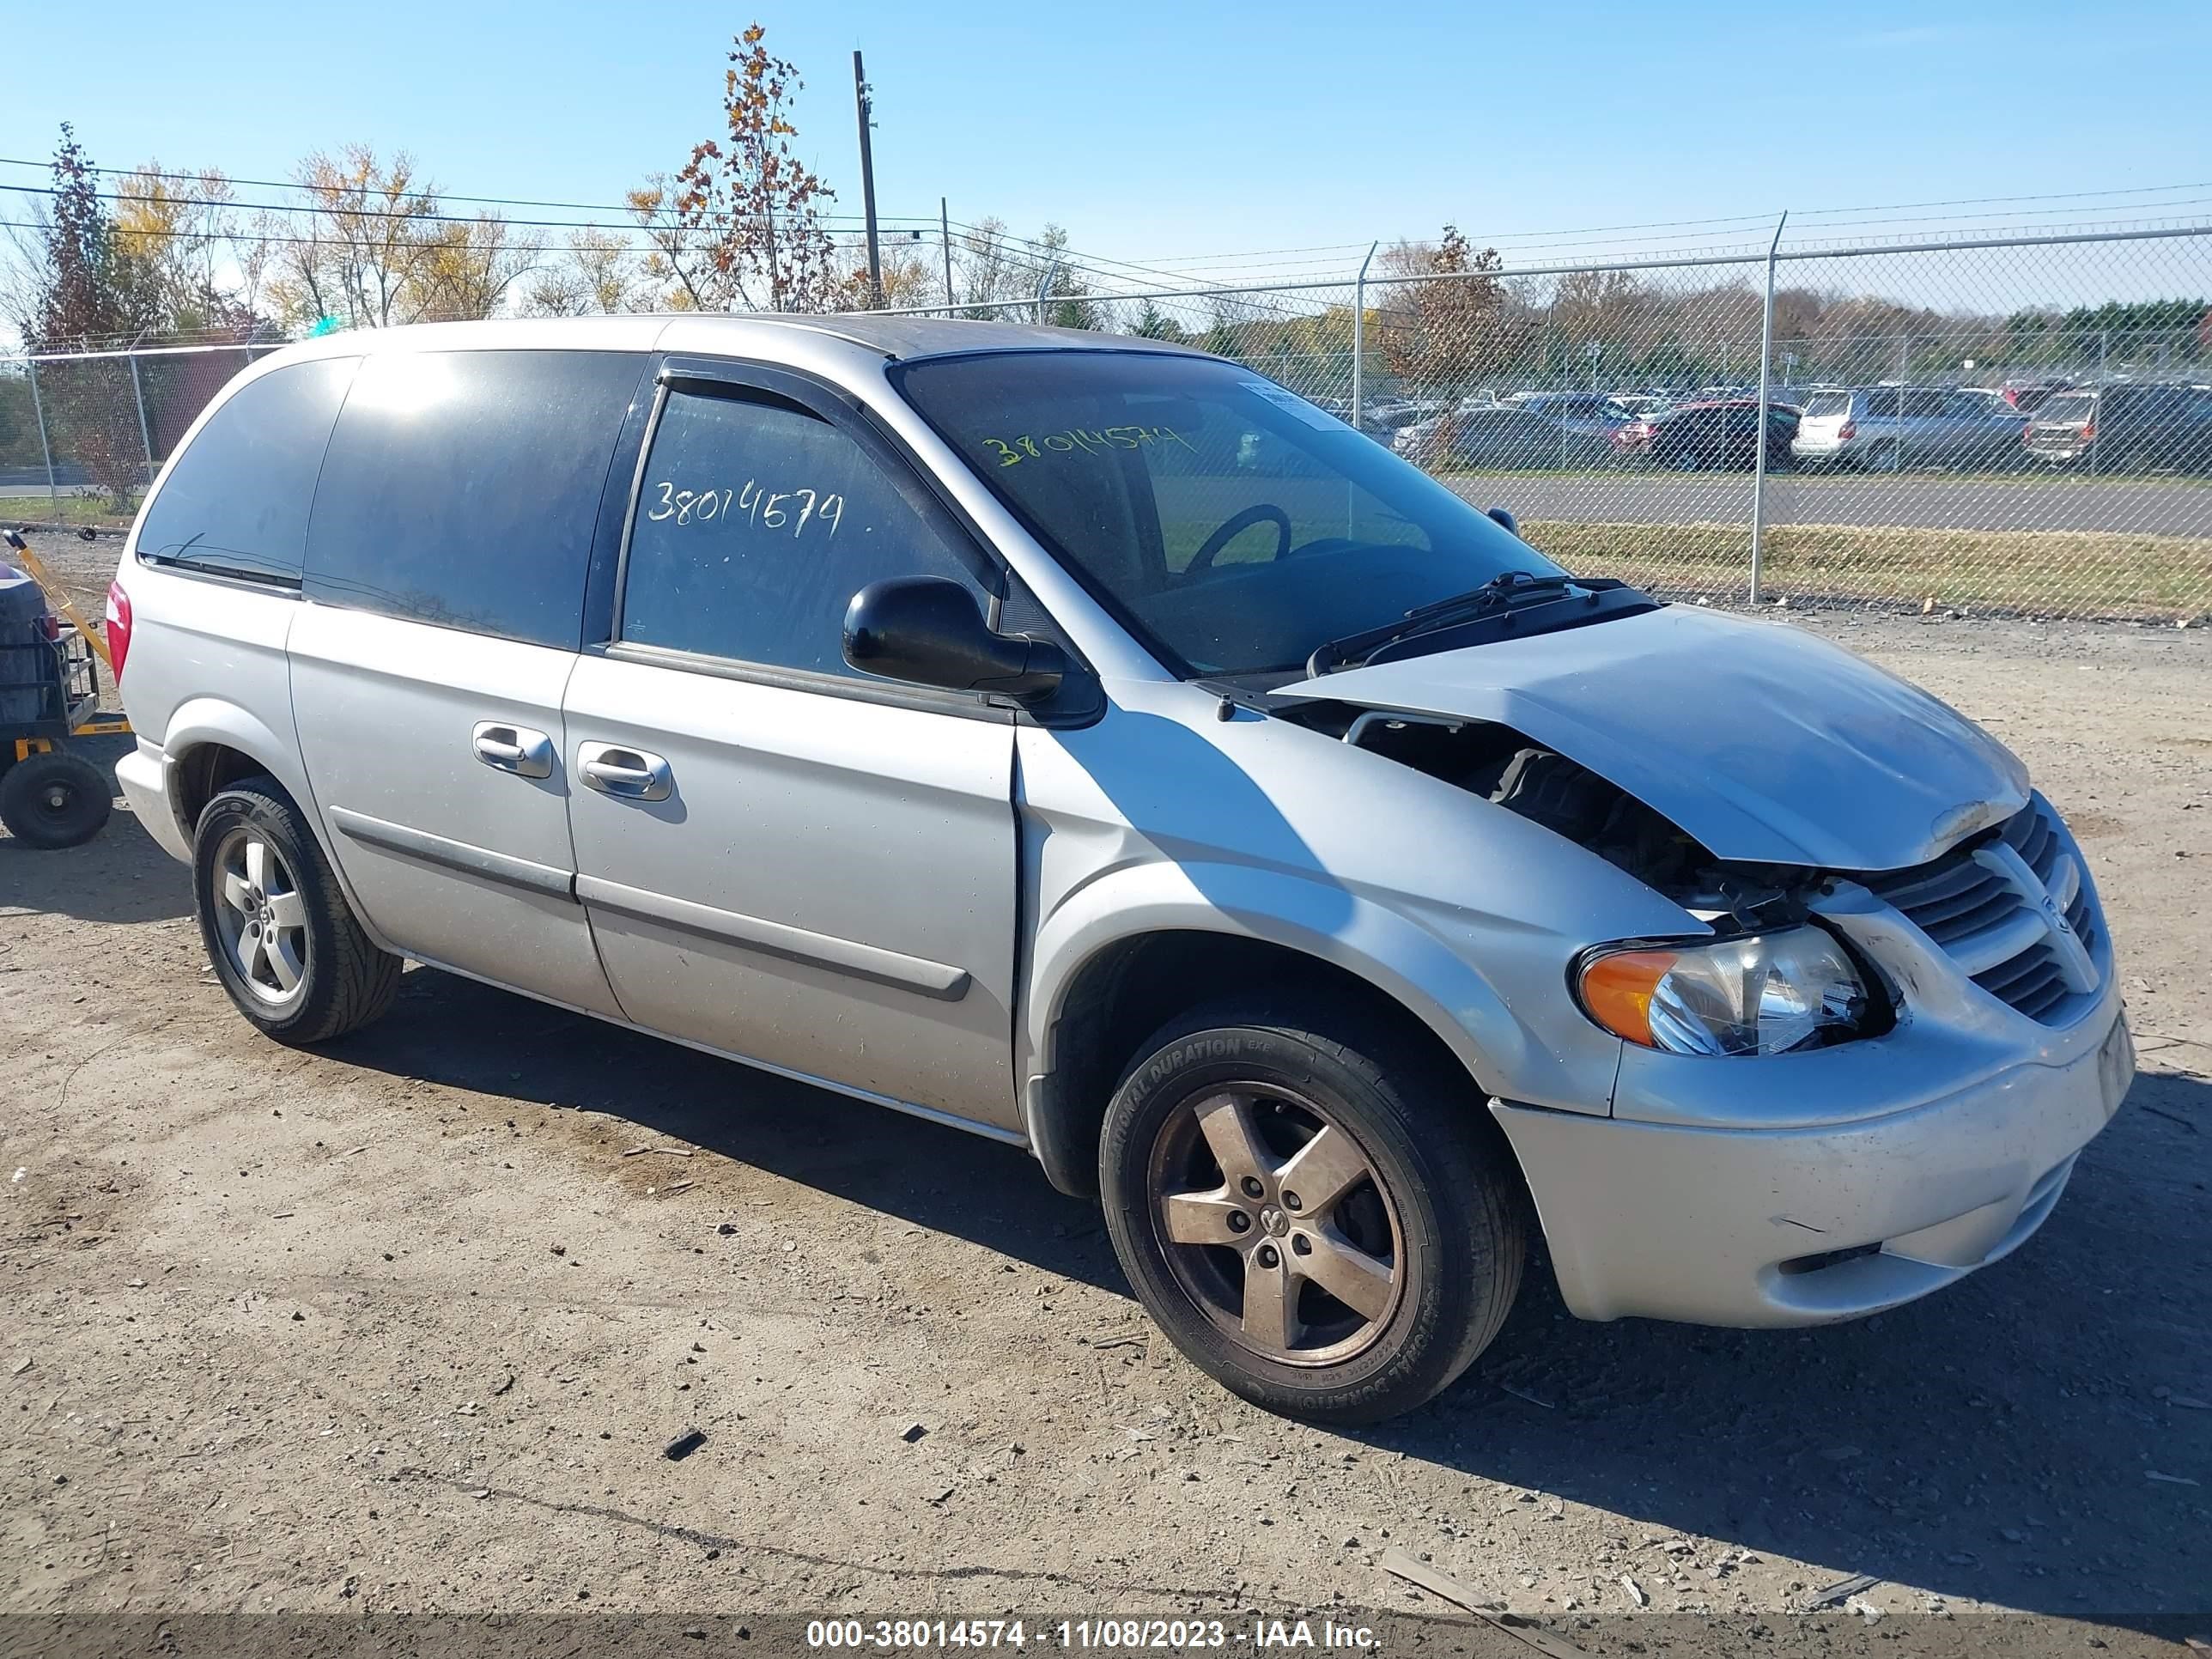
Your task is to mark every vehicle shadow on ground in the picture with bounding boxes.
[323,964,1115,1284]
[324,963,2208,1626]
[0,735,193,924]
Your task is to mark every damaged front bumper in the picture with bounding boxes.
[1491,984,2132,1327]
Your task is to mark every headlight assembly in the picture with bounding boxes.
[1577,927,1871,1056]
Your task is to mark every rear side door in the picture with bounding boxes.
[289,347,651,1017]
[561,361,1023,1127]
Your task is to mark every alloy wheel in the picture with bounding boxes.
[210,826,310,1009]
[1147,1084,1406,1366]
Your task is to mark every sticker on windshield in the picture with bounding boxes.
[1240,379,1341,432]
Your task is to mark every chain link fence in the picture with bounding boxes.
[893,224,2212,623]
[0,343,278,532]
[5,224,2208,621]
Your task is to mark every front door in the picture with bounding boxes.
[562,363,1023,1127]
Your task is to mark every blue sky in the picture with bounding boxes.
[6,0,2209,277]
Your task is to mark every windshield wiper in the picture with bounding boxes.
[1304,570,1587,677]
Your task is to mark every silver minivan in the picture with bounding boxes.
[1791,386,2029,471]
[110,316,2132,1424]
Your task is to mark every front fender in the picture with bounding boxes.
[1026,854,1576,1110]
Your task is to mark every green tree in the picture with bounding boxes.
[1132,299,1188,343]
[12,127,161,508]
[1035,225,1098,330]
[16,125,160,350]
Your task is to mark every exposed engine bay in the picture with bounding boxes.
[1291,702,1823,928]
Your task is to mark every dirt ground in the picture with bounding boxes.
[2,544,2208,1653]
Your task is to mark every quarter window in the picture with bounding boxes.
[136,357,357,583]
[304,349,647,648]
[618,387,988,678]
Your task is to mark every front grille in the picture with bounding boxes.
[1863,799,2102,1025]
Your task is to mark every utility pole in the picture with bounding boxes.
[941,198,955,313]
[853,50,883,307]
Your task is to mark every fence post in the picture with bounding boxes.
[26,357,60,521]
[1748,210,1787,605]
[1034,258,1058,325]
[1351,240,1377,432]
[2092,328,2107,477]
[129,349,155,487]
[1897,333,1911,472]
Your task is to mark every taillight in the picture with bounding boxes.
[105,581,133,685]
[1838,420,1857,441]
[2080,422,2096,442]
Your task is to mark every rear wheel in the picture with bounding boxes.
[193,776,401,1043]
[1099,997,1525,1425]
[0,750,112,848]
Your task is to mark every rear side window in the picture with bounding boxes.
[135,357,357,584]
[617,387,988,678]
[305,349,646,648]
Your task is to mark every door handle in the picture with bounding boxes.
[472,721,553,780]
[578,741,673,802]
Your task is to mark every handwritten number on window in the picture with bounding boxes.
[978,424,1192,467]
[646,480,843,538]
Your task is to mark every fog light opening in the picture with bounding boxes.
[1777,1243,1883,1277]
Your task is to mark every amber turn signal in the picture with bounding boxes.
[1577,948,1680,1047]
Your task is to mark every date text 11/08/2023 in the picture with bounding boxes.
[804,1617,1379,1650]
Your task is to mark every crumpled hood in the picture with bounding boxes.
[1277,605,2030,872]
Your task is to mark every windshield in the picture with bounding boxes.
[1803,391,1853,419]
[892,350,1562,678]
[2039,392,2096,422]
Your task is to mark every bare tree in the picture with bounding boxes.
[410,213,531,321]
[957,216,1024,315]
[525,229,649,317]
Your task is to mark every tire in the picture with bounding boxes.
[0,750,112,848]
[1099,996,1526,1425]
[1864,441,1903,474]
[192,775,401,1044]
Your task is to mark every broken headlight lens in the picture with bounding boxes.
[1577,927,1869,1056]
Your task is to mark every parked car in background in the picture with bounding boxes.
[1791,386,2027,471]
[1509,392,1637,441]
[1355,398,1444,440]
[1999,379,2073,415]
[2024,384,2212,473]
[1395,404,1618,470]
[1613,398,1799,471]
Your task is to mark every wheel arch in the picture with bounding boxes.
[160,702,384,946]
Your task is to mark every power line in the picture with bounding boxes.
[0,179,939,235]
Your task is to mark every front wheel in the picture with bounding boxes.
[1099,999,1526,1425]
[193,776,402,1044]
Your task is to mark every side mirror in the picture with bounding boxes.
[843,576,1068,702]
[1486,505,1521,538]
